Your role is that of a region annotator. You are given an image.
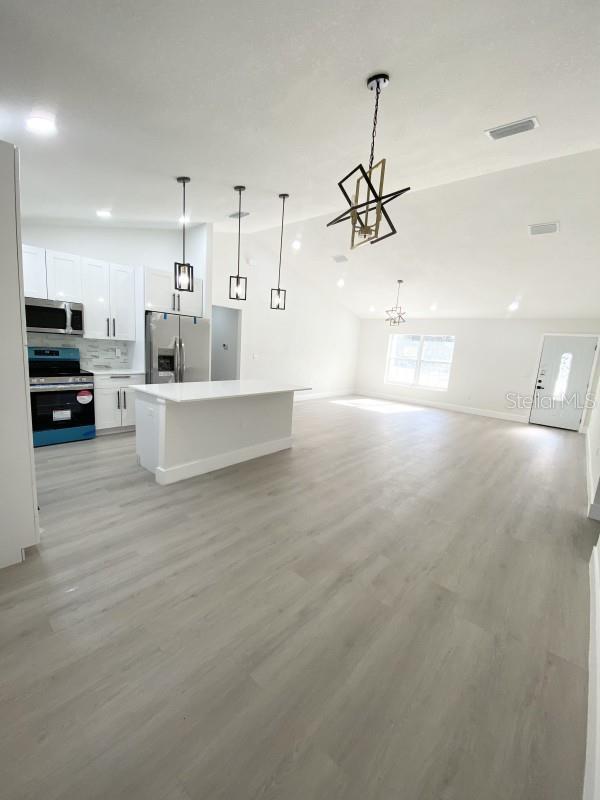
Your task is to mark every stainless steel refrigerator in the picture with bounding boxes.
[145,312,210,383]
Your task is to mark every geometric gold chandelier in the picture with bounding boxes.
[327,73,410,249]
[386,279,407,325]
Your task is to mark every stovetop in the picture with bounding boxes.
[28,347,94,386]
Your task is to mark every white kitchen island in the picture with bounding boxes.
[130,380,310,484]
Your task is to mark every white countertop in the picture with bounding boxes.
[130,379,311,403]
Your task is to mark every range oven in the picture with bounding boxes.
[28,347,96,446]
[25,297,84,336]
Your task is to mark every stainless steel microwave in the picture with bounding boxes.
[25,298,84,336]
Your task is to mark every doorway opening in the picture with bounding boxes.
[529,334,598,431]
[211,305,241,381]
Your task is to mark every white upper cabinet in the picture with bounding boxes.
[145,269,177,314]
[145,268,203,317]
[109,263,136,341]
[46,250,82,302]
[82,257,111,339]
[22,245,47,299]
[82,259,135,341]
[178,279,203,317]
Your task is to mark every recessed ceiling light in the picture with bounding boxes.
[508,300,520,312]
[369,305,375,312]
[336,278,345,288]
[25,111,57,136]
[485,116,539,140]
[430,302,438,312]
[96,209,112,219]
[178,214,190,225]
[292,239,302,251]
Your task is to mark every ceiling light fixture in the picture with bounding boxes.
[179,214,190,225]
[96,209,112,219]
[271,193,289,310]
[230,185,247,300]
[25,111,57,136]
[336,278,345,288]
[369,305,376,312]
[386,279,407,325]
[327,73,410,249]
[174,177,194,293]
[508,300,520,312]
[291,239,302,251]
[430,302,438,312]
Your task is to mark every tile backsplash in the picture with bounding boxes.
[27,334,130,370]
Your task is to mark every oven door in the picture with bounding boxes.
[29,384,96,446]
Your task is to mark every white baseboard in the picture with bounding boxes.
[355,392,528,424]
[154,436,293,485]
[584,546,600,800]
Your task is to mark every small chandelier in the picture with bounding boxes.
[386,279,407,325]
[174,177,194,292]
[271,193,289,310]
[229,185,247,300]
[327,73,410,249]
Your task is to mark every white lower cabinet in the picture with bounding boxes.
[95,375,144,431]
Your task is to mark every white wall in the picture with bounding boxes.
[0,141,39,568]
[212,230,359,397]
[356,317,600,422]
[586,371,600,517]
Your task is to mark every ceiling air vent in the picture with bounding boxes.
[332,254,348,263]
[229,211,250,219]
[529,221,559,236]
[485,116,539,140]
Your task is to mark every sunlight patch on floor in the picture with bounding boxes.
[332,397,426,415]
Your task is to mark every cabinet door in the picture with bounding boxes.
[94,386,123,430]
[177,278,203,317]
[22,245,47,299]
[145,269,177,314]
[46,250,82,302]
[109,263,136,341]
[82,258,111,339]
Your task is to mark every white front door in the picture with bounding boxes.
[529,335,597,431]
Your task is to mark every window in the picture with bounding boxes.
[385,334,455,390]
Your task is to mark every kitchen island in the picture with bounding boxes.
[130,380,310,484]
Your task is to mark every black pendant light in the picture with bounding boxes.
[386,279,407,325]
[271,193,289,310]
[229,185,247,300]
[174,176,194,292]
[327,73,410,248]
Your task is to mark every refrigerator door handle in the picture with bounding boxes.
[172,293,176,311]
[174,338,180,382]
[180,338,185,381]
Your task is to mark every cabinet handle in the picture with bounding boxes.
[106,318,110,336]
[123,390,127,410]
[172,293,176,311]
[116,390,120,410]
[177,294,181,311]
[112,318,116,337]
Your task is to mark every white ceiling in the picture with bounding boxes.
[1,0,600,234]
[243,149,600,319]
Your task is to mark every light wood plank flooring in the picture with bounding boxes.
[1,396,598,799]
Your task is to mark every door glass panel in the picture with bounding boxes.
[553,352,573,401]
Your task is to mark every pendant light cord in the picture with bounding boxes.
[369,84,381,171]
[277,195,286,290]
[237,188,242,278]
[182,181,186,263]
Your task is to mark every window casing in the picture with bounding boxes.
[385,334,455,390]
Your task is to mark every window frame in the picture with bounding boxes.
[385,333,455,391]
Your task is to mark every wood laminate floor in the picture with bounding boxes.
[1,396,598,799]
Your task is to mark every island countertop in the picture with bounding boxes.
[130,379,311,403]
